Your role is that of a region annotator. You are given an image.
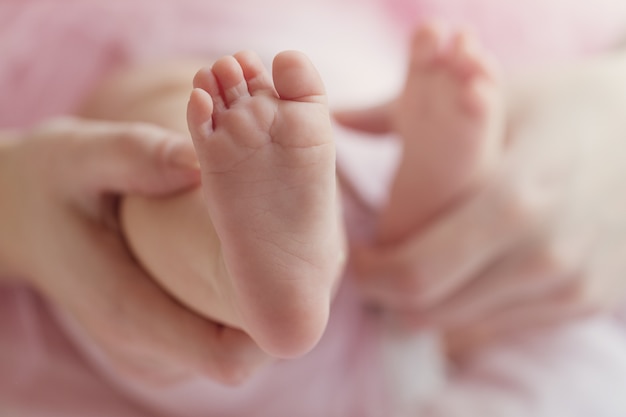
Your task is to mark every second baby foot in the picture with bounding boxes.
[187,51,345,358]
[379,24,504,244]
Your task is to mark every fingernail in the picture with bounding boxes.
[168,141,200,170]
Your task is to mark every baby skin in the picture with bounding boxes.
[378,23,503,244]
[86,25,504,361]
[122,51,346,359]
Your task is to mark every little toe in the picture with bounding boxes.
[272,51,326,104]
[410,21,447,68]
[234,50,277,97]
[445,35,501,117]
[449,31,498,81]
[458,78,490,117]
[211,56,250,107]
[187,87,214,142]
[193,67,226,114]
[463,72,505,121]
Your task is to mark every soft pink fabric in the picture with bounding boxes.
[385,0,626,68]
[3,0,626,416]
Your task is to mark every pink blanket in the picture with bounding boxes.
[2,0,626,416]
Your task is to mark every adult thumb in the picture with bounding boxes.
[333,101,395,135]
[75,120,201,196]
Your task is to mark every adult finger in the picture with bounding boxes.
[100,346,194,387]
[443,283,596,359]
[64,219,269,386]
[353,179,545,309]
[332,102,395,134]
[409,243,577,328]
[66,118,201,195]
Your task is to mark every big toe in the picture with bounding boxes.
[272,51,327,104]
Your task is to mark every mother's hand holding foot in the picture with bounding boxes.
[343,48,626,357]
[0,117,268,386]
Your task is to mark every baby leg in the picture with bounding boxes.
[378,24,504,244]
[79,53,346,359]
[186,51,345,357]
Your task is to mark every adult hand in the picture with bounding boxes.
[336,54,626,355]
[0,117,269,385]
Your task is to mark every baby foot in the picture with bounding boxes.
[187,51,345,358]
[378,24,504,244]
